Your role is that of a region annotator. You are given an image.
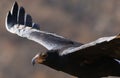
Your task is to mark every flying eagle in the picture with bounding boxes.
[6,2,120,78]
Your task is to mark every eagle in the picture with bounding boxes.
[6,2,120,78]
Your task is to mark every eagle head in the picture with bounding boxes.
[31,52,48,66]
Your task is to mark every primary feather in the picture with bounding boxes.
[6,2,82,50]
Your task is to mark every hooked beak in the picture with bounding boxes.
[31,53,40,66]
[31,57,36,66]
[31,53,48,66]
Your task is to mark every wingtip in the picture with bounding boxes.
[32,23,40,30]
[6,1,40,32]
[11,1,18,14]
[6,1,19,30]
[20,6,25,12]
[13,1,18,8]
[14,1,18,5]
[25,14,32,27]
[6,1,19,29]
[5,11,13,30]
[6,11,12,24]
[8,11,11,17]
[18,6,25,25]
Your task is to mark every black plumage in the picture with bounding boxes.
[6,2,120,78]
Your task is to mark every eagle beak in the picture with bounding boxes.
[31,57,36,66]
[31,53,48,66]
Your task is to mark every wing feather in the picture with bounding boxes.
[5,2,82,50]
[61,34,120,60]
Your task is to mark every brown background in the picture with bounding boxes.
[0,0,120,78]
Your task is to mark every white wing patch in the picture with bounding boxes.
[6,23,67,50]
[6,2,82,50]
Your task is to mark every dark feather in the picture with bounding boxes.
[18,7,25,25]
[11,1,18,24]
[32,23,40,30]
[25,14,32,27]
[6,2,120,78]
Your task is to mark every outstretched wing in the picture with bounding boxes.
[61,34,120,60]
[6,2,82,50]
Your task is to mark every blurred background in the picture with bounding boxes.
[0,0,120,78]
